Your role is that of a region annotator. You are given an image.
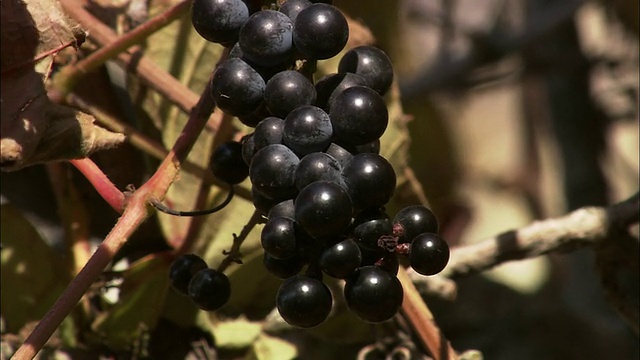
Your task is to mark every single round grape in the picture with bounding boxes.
[262,216,297,259]
[342,153,396,210]
[276,275,333,328]
[239,10,294,67]
[293,3,348,60]
[210,141,249,184]
[283,105,333,156]
[393,205,439,243]
[314,72,368,111]
[264,70,317,118]
[409,233,449,276]
[294,152,343,190]
[191,0,249,46]
[344,265,403,323]
[279,0,312,22]
[263,252,304,279]
[324,142,354,168]
[249,144,299,200]
[254,117,284,151]
[338,46,394,95]
[330,86,388,146]
[169,254,208,296]
[352,139,380,155]
[320,238,361,278]
[188,268,231,311]
[268,199,295,220]
[210,58,265,116]
[294,181,353,238]
[252,185,282,216]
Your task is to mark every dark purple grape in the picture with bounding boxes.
[283,105,333,156]
[241,133,256,166]
[330,86,388,146]
[342,153,396,210]
[314,72,368,111]
[251,187,280,216]
[294,181,353,238]
[264,70,317,118]
[344,265,403,323]
[169,254,208,296]
[352,209,392,250]
[320,238,361,278]
[409,233,449,276]
[338,46,394,95]
[210,141,249,184]
[254,117,284,150]
[324,142,354,168]
[191,0,249,46]
[263,252,304,279]
[393,205,439,243]
[276,275,333,328]
[279,0,312,22]
[188,268,231,311]
[239,10,294,67]
[262,216,297,259]
[268,199,295,220]
[210,58,265,116]
[294,152,344,190]
[293,3,348,60]
[249,144,299,200]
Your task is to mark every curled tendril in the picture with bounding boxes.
[150,183,234,216]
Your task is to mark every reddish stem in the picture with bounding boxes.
[69,158,125,213]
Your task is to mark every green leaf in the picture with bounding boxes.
[213,318,262,350]
[90,254,171,349]
[0,204,67,334]
[246,334,297,360]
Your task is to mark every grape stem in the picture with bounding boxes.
[150,183,235,216]
[217,210,265,273]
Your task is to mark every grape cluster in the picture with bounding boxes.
[188,0,450,327]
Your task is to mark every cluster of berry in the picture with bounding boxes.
[169,0,450,327]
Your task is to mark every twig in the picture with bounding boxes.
[69,158,125,213]
[53,0,191,99]
[397,267,458,360]
[13,57,218,360]
[217,210,264,273]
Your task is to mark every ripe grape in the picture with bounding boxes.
[191,0,249,46]
[294,181,353,238]
[279,0,312,22]
[330,86,388,146]
[210,141,249,184]
[344,265,403,323]
[254,117,285,151]
[342,153,396,210]
[352,209,392,250]
[261,216,297,259]
[264,70,317,118]
[188,268,231,311]
[393,205,439,243]
[409,233,449,276]
[263,252,305,279]
[169,254,208,296]
[338,46,394,95]
[294,152,343,190]
[283,105,333,156]
[210,57,265,116]
[276,275,333,328]
[314,72,368,111]
[293,3,348,59]
[268,199,295,220]
[319,238,361,278]
[239,10,294,67]
[249,144,299,200]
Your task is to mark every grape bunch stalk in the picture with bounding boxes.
[169,0,451,328]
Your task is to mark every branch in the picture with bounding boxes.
[69,158,125,213]
[13,61,218,360]
[52,0,191,99]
